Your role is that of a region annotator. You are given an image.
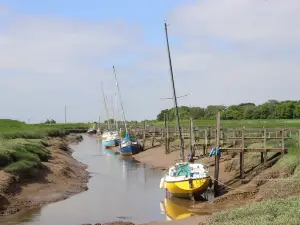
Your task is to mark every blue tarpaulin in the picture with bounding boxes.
[209,146,221,158]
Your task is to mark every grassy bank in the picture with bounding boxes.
[205,143,300,225]
[0,119,88,139]
[0,119,88,176]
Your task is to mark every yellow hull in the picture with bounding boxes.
[164,177,210,197]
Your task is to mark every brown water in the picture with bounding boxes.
[1,135,213,225]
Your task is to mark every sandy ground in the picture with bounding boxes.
[0,134,89,216]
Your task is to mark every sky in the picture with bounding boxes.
[0,0,299,123]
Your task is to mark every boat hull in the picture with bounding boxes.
[164,177,211,198]
[120,144,141,156]
[103,140,118,148]
[87,129,97,134]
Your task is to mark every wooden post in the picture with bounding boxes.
[164,114,168,154]
[214,112,221,196]
[240,128,245,181]
[189,118,193,154]
[261,128,267,164]
[151,127,155,147]
[142,121,146,151]
[204,129,208,156]
[281,129,284,154]
[232,130,236,146]
[298,130,300,148]
[208,127,211,146]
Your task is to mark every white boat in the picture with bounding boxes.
[102,131,120,148]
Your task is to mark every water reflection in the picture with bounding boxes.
[160,196,212,221]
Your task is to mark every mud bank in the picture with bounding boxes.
[133,142,300,225]
[0,134,89,217]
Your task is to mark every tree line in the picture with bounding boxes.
[156,100,300,121]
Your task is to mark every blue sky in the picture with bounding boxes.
[0,0,299,123]
[3,0,189,45]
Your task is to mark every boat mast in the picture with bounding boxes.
[164,22,185,162]
[111,95,115,130]
[113,66,128,133]
[114,92,118,131]
[101,82,111,131]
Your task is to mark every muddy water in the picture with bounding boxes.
[1,135,212,225]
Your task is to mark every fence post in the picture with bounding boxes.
[142,121,146,151]
[189,118,193,155]
[298,130,300,148]
[240,128,245,181]
[261,128,267,164]
[164,114,169,154]
[214,111,221,196]
[281,129,285,154]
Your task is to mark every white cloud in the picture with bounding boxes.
[171,0,300,44]
[1,1,300,123]
[0,7,146,123]
[164,0,300,107]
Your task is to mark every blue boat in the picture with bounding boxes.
[120,133,141,156]
[103,139,119,148]
[120,143,141,155]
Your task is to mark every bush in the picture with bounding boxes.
[22,143,50,161]
[0,148,12,167]
[4,160,38,175]
[10,150,41,163]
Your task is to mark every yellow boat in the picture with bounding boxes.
[160,197,211,220]
[160,162,211,199]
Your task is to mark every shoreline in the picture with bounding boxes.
[0,134,90,218]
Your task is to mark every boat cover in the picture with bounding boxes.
[174,163,191,177]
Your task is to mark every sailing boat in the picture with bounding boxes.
[112,66,141,155]
[159,23,211,199]
[87,122,97,135]
[101,82,119,148]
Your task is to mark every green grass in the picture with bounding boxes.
[207,195,300,225]
[0,139,51,175]
[0,119,88,176]
[4,160,39,175]
[0,119,88,139]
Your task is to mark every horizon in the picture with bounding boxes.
[1,0,300,123]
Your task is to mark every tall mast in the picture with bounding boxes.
[114,92,117,130]
[64,106,67,123]
[113,66,128,133]
[101,82,111,130]
[164,22,185,162]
